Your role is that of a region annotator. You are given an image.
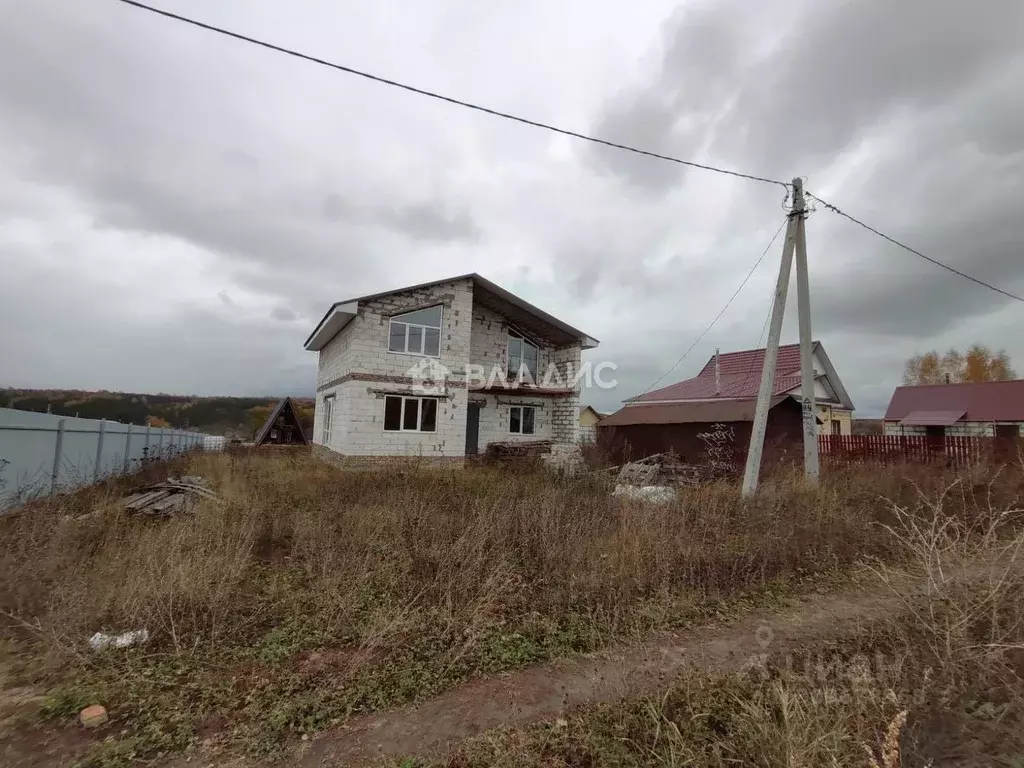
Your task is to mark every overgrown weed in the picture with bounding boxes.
[1,451,1021,763]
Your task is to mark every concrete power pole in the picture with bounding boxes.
[793,179,819,482]
[742,177,817,496]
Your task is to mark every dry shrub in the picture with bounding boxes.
[444,464,1024,768]
[2,452,1023,763]
[2,452,1021,665]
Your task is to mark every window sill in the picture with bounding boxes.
[387,349,443,360]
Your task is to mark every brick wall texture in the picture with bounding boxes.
[883,421,1023,437]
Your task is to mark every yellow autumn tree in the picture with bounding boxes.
[146,415,170,428]
[903,344,1016,385]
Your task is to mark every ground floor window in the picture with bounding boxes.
[383,395,438,432]
[509,405,536,435]
[831,420,841,435]
[321,395,335,444]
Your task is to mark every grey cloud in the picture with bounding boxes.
[377,202,480,243]
[0,1,479,313]
[3,0,1023,419]
[586,0,1024,371]
[270,306,298,322]
[588,0,775,193]
[718,0,1024,177]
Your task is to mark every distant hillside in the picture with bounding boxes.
[0,389,314,439]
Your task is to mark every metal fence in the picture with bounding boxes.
[0,407,226,510]
[818,434,1022,465]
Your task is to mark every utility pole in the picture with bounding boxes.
[793,179,819,482]
[742,177,819,496]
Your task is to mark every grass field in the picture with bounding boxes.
[1,450,1023,766]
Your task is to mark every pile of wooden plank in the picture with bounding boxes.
[123,476,219,517]
[484,439,554,461]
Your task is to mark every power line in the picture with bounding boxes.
[114,0,789,191]
[806,191,1024,304]
[738,294,775,396]
[637,218,788,397]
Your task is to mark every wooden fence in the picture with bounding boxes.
[818,434,1022,465]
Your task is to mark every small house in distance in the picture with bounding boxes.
[883,380,1024,438]
[599,341,854,464]
[578,405,606,442]
[254,398,308,446]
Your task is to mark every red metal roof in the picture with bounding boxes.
[884,380,1024,422]
[900,410,966,426]
[600,397,788,426]
[633,342,813,403]
[696,342,807,378]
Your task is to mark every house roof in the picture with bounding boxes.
[630,341,855,411]
[900,410,966,426]
[884,380,1024,422]
[600,396,790,427]
[579,405,608,419]
[253,397,308,446]
[305,273,598,351]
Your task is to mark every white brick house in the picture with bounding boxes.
[304,274,598,461]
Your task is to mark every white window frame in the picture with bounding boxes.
[321,394,335,445]
[383,395,439,433]
[507,329,539,381]
[508,405,536,435]
[388,305,443,358]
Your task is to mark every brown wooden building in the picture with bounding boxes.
[598,395,813,467]
[254,398,308,446]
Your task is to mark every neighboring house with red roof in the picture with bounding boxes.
[598,342,854,464]
[623,341,855,435]
[883,380,1024,438]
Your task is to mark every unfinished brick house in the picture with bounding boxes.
[304,274,598,462]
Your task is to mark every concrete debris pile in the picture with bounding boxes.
[123,476,219,517]
[612,453,711,490]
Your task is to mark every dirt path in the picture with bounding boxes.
[300,571,915,766]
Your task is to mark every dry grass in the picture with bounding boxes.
[1,451,1022,765]
[430,464,1024,768]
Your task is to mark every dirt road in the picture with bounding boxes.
[301,571,912,766]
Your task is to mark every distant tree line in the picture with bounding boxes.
[903,344,1015,386]
[0,389,314,438]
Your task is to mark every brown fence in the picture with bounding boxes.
[818,434,1022,465]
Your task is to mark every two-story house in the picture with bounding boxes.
[304,274,599,462]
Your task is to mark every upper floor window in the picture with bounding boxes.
[388,306,442,356]
[507,330,538,381]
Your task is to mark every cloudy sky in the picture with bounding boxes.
[2,0,1022,416]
